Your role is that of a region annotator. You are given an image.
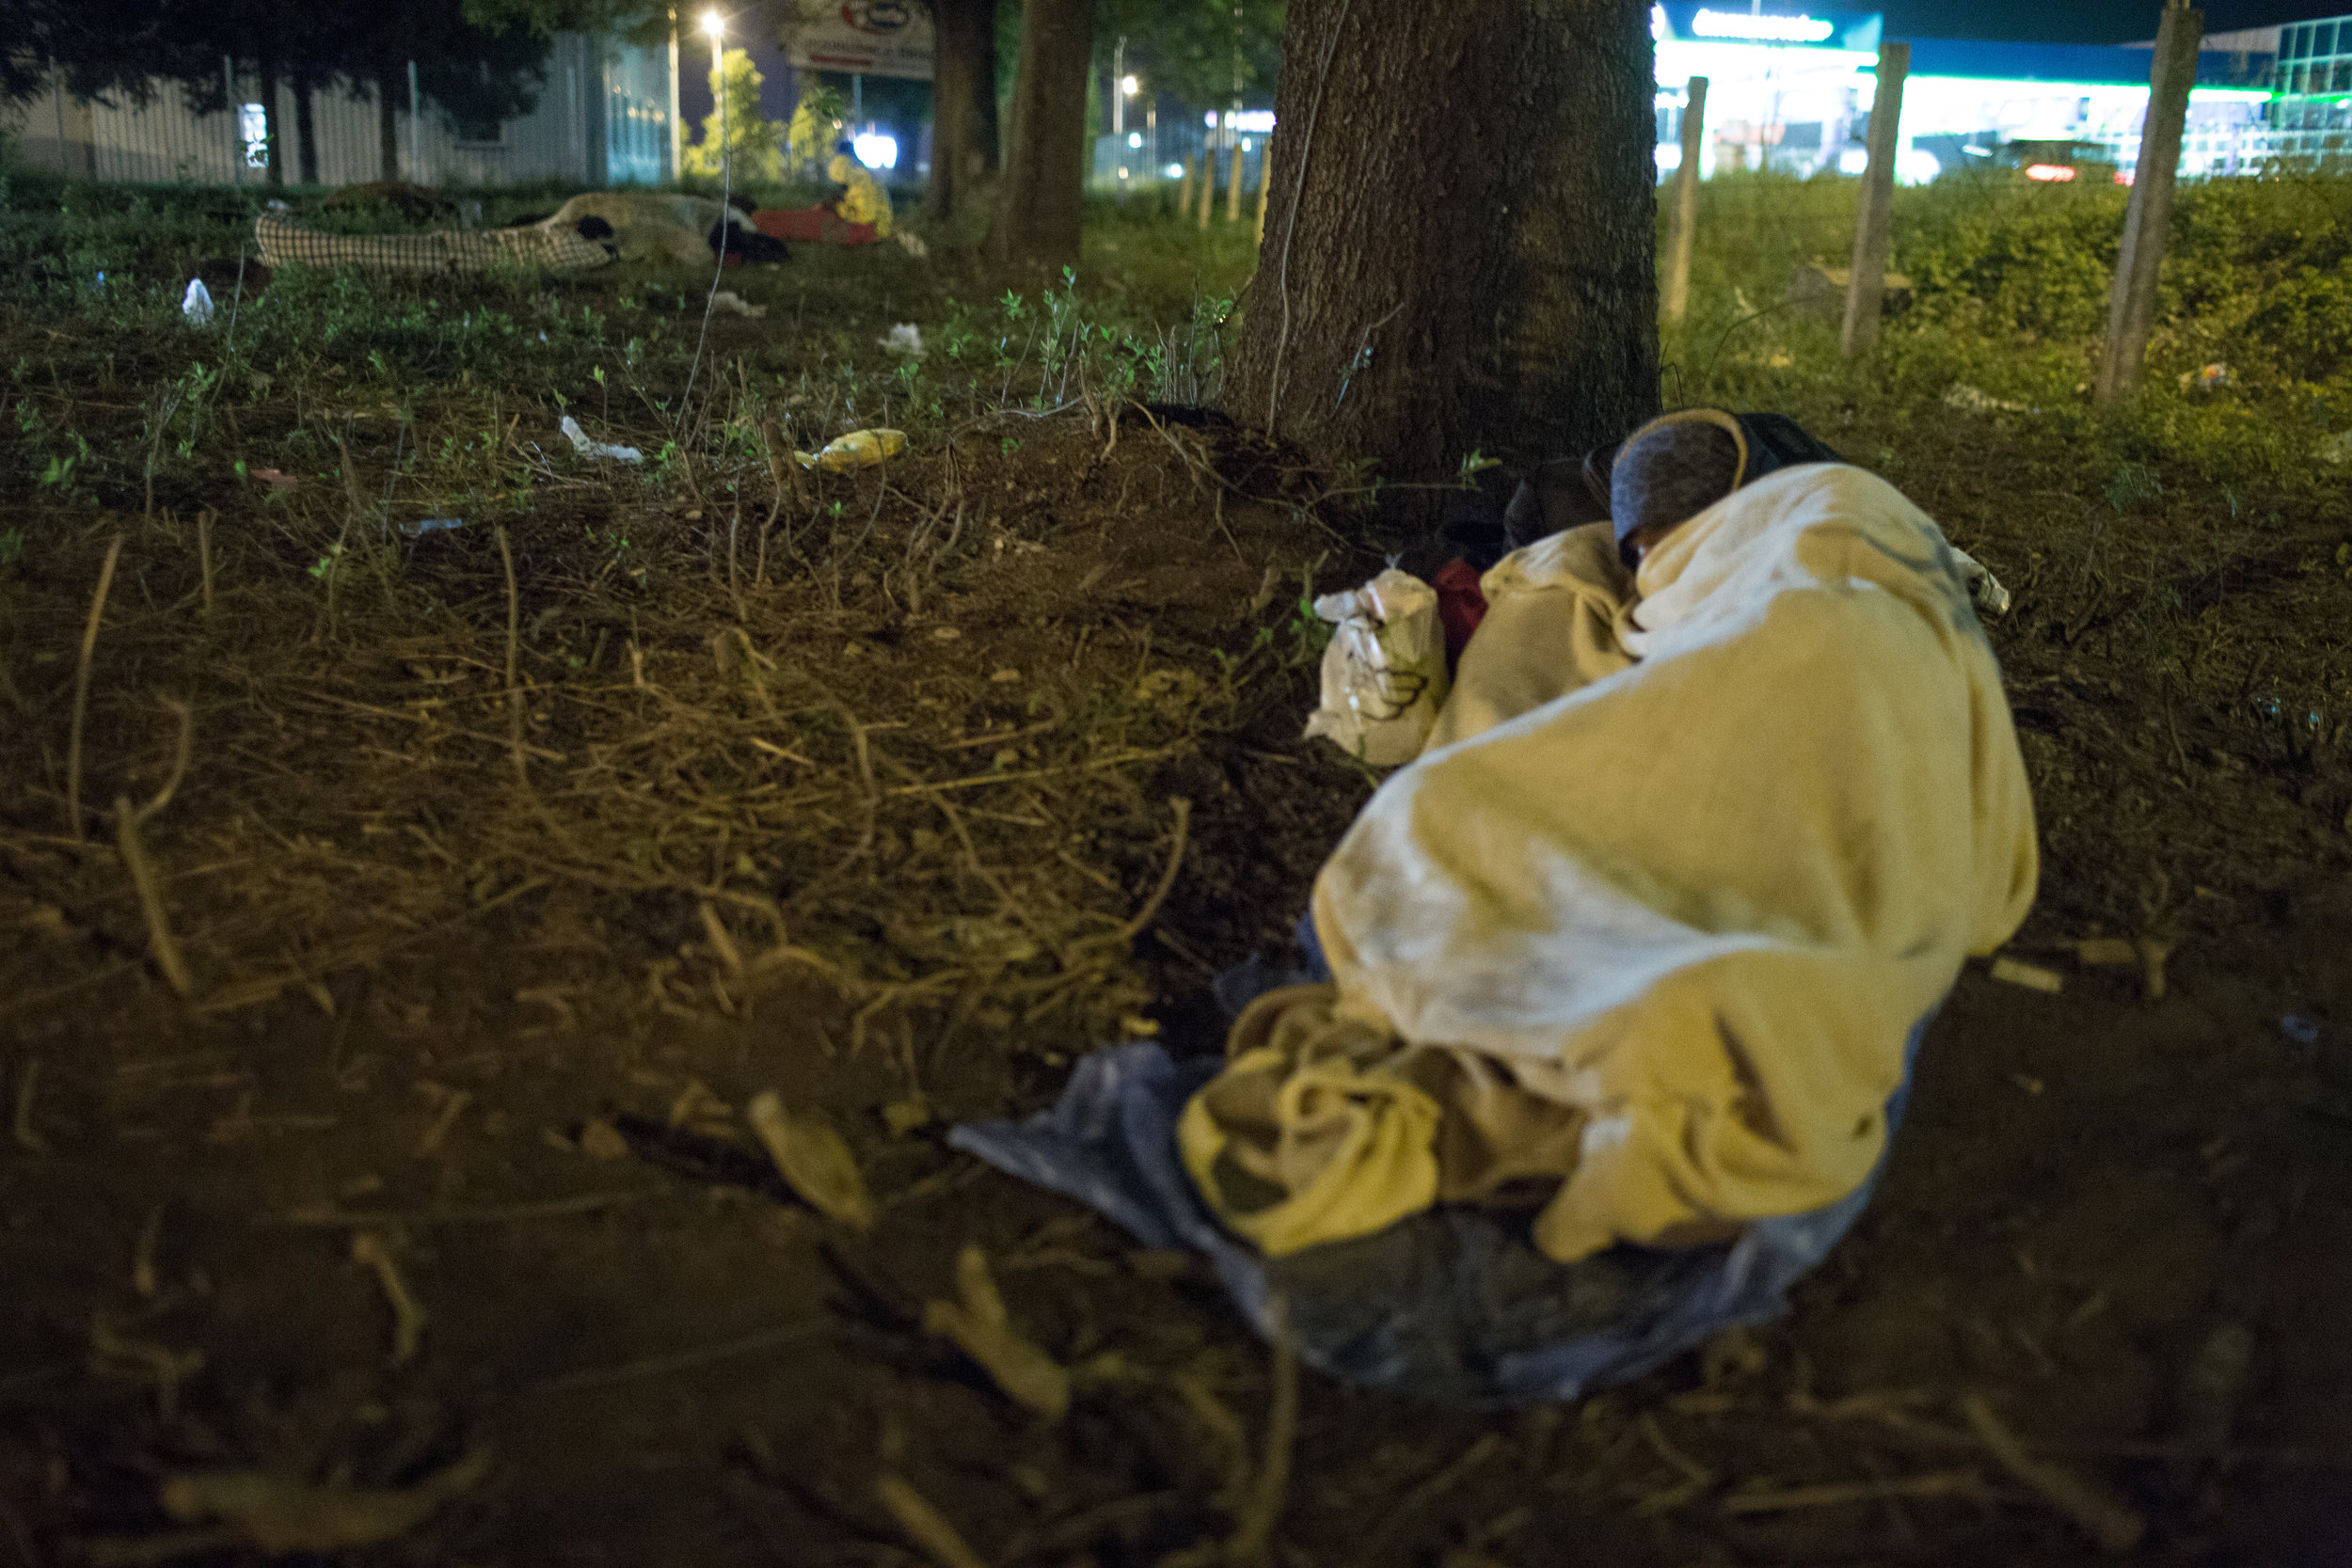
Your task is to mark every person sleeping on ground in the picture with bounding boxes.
[534,190,789,266]
[750,142,896,247]
[1180,409,2040,1264]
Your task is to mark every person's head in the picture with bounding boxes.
[1609,409,1748,570]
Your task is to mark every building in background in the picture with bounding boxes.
[1651,3,2281,183]
[1902,40,2272,180]
[2268,16,2352,163]
[1652,5,1883,180]
[3,35,675,187]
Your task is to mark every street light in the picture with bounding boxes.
[701,10,725,187]
[1111,39,1129,138]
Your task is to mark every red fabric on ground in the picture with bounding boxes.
[753,207,881,246]
[1433,559,1489,671]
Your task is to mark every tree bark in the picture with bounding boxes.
[378,66,401,181]
[928,0,998,219]
[984,0,1090,280]
[972,10,999,173]
[1225,0,1658,512]
[260,55,283,187]
[294,74,319,185]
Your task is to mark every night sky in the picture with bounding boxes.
[1879,0,2350,42]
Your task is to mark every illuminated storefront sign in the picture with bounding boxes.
[1691,9,1836,43]
[1653,4,1883,52]
[1650,8,2276,182]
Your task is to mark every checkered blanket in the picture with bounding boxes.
[254,212,612,277]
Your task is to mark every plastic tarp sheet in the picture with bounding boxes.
[951,930,1931,1407]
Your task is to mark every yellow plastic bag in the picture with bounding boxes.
[795,428,907,472]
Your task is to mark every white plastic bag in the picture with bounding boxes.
[181,278,215,326]
[1947,544,2011,617]
[1302,569,1451,767]
[560,415,643,464]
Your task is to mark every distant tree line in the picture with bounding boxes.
[955,0,1282,270]
[1,0,667,184]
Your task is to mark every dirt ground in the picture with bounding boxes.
[4,211,2352,1567]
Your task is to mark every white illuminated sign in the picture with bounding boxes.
[1691,8,1835,42]
[1201,110,1277,133]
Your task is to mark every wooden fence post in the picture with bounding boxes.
[1197,133,1216,230]
[1226,135,1245,221]
[2096,2,2204,409]
[1841,42,1910,357]
[1662,75,1708,325]
[1176,152,1195,220]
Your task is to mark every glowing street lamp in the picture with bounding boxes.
[1121,74,1139,96]
[1111,37,1131,139]
[701,9,726,184]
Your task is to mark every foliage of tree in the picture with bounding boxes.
[458,0,670,49]
[787,80,849,176]
[1097,0,1283,115]
[683,49,787,183]
[0,0,204,106]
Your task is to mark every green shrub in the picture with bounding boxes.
[2244,270,2352,383]
[1904,185,2125,341]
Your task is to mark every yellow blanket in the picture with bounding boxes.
[1181,465,2039,1262]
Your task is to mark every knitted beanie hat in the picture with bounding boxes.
[1609,407,1749,552]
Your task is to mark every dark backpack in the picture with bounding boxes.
[1486,410,1849,560]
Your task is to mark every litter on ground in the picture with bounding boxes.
[1943,384,2033,415]
[1991,957,2066,992]
[1300,568,1449,766]
[155,1449,491,1555]
[746,1091,875,1228]
[796,428,908,472]
[559,415,642,464]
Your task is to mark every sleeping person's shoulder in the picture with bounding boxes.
[1481,520,1631,609]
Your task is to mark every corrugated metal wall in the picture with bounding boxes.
[1,37,674,189]
[604,40,673,184]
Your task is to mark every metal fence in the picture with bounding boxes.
[1090,112,1269,197]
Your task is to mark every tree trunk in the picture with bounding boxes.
[983,0,1089,280]
[928,0,998,219]
[260,55,283,187]
[294,75,319,185]
[378,67,401,180]
[972,6,999,174]
[1225,0,1658,514]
